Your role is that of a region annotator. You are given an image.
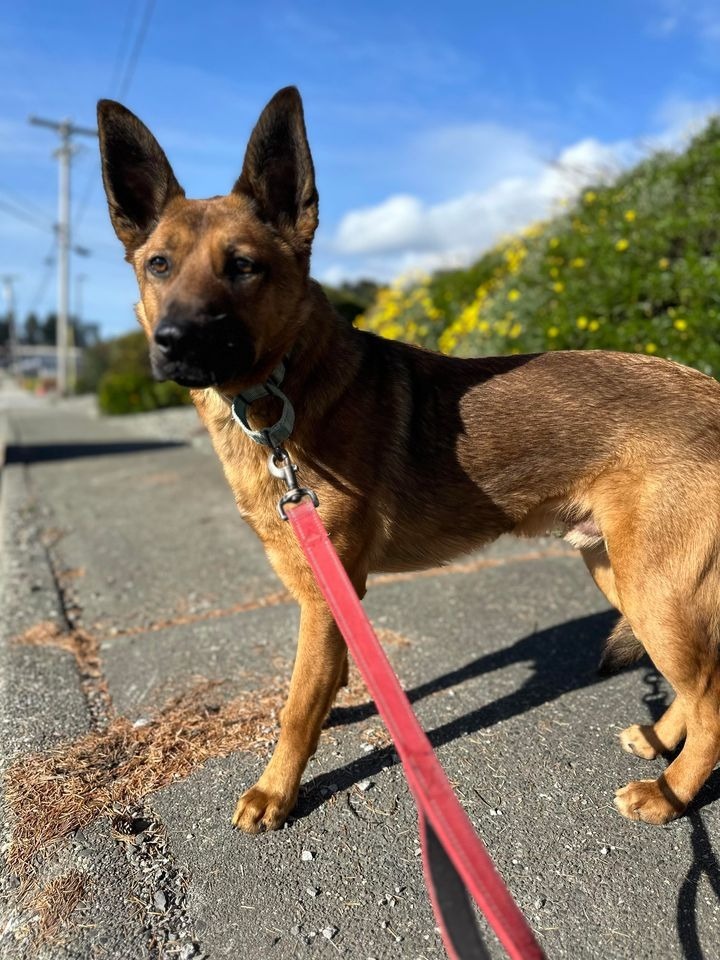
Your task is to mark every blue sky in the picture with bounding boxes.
[1,0,719,337]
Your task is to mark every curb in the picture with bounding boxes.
[0,416,149,960]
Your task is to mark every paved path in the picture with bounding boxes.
[1,396,719,960]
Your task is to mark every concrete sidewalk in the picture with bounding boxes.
[1,399,719,960]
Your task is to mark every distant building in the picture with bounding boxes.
[3,345,84,379]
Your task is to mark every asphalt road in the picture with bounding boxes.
[1,391,719,960]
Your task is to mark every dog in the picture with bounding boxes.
[97,86,720,831]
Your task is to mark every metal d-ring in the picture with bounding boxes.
[231,376,295,448]
[228,364,318,518]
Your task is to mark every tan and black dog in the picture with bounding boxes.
[98,86,720,831]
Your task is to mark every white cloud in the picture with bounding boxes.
[319,97,717,284]
[324,134,629,280]
[336,195,429,255]
[646,1,720,45]
[651,95,720,146]
[409,122,545,195]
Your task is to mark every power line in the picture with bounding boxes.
[107,0,140,94]
[74,0,157,230]
[117,0,157,100]
[0,195,53,232]
[0,188,53,223]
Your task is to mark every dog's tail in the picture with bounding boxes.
[598,615,645,676]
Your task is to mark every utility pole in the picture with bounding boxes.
[1,274,18,374]
[29,116,97,395]
[70,272,87,394]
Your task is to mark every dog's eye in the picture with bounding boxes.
[148,255,170,276]
[231,256,259,278]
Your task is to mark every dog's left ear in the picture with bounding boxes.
[233,86,318,256]
[97,99,185,258]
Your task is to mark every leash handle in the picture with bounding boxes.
[286,498,546,960]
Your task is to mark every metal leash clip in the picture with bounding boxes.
[267,444,319,520]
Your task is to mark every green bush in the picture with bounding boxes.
[358,118,720,376]
[94,330,191,415]
[322,280,380,324]
[97,370,191,415]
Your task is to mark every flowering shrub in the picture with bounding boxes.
[357,118,720,376]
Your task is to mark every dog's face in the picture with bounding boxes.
[97,87,319,390]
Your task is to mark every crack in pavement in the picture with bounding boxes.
[6,464,208,959]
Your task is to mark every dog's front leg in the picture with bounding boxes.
[232,586,360,832]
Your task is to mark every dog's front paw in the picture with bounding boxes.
[232,783,297,833]
[619,723,661,759]
[614,778,684,824]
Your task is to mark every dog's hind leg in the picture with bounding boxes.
[232,568,365,833]
[581,542,622,610]
[614,600,720,824]
[582,542,688,756]
[581,543,644,674]
[619,696,686,760]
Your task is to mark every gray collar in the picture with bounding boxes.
[227,361,295,448]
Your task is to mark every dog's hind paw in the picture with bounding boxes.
[232,783,297,833]
[614,778,684,824]
[618,723,662,759]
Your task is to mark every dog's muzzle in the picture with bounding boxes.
[151,305,252,387]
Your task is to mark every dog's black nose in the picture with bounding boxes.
[154,321,188,358]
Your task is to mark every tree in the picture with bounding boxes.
[23,313,41,345]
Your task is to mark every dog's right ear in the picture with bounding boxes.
[97,100,184,257]
[233,86,318,257]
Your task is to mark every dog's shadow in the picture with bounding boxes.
[293,613,720,959]
[295,608,619,817]
[636,666,720,960]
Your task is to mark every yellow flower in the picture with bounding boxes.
[478,320,490,333]
[381,322,403,340]
[624,209,636,222]
[658,257,670,270]
[522,222,544,239]
[588,319,600,332]
[509,322,523,339]
[615,238,629,252]
[507,288,521,302]
[503,241,528,274]
[549,237,559,249]
[674,318,688,331]
[552,281,565,293]
[584,191,597,204]
[576,315,588,329]
[570,257,586,269]
[547,326,559,338]
[645,343,657,354]
[495,319,509,337]
[439,332,457,353]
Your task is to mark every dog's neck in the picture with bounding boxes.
[197,279,361,455]
[282,280,361,407]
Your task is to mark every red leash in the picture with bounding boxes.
[286,498,546,960]
[230,380,546,959]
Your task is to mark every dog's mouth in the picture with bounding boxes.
[150,311,254,388]
[151,358,226,388]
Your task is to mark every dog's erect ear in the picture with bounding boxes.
[233,86,318,255]
[97,100,185,256]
